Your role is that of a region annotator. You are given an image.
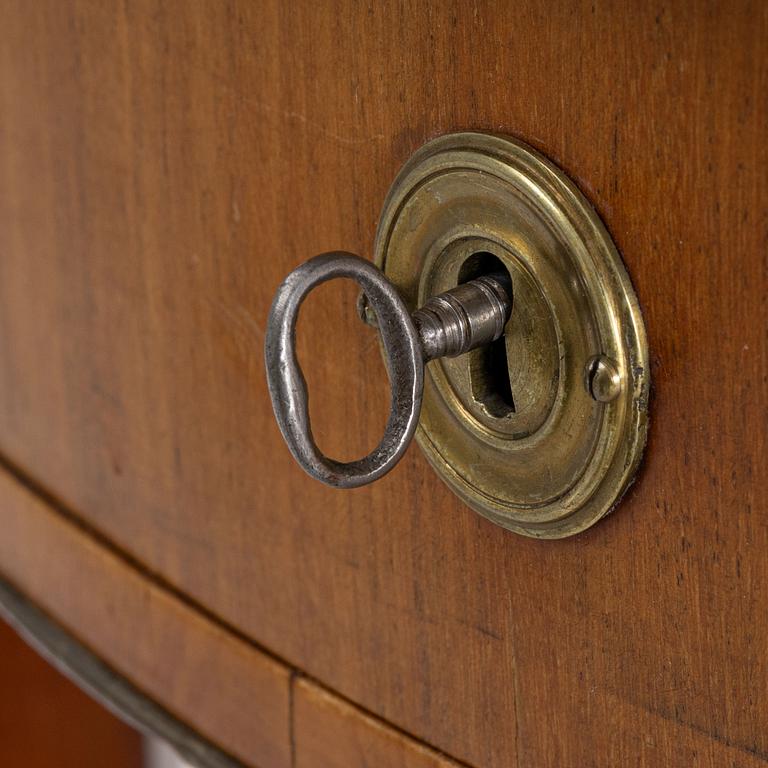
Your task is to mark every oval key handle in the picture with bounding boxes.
[265,252,511,488]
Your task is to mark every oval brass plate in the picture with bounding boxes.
[374,133,649,538]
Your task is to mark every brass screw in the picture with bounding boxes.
[586,356,622,402]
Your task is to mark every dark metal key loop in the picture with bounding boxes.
[265,251,511,488]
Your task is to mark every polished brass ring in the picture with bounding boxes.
[375,132,650,538]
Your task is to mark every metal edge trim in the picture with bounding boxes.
[0,576,245,768]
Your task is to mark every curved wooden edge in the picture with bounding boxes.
[0,462,474,768]
[0,463,292,767]
[0,578,242,768]
[4,460,765,768]
[294,677,465,768]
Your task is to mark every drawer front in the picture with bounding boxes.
[0,2,766,766]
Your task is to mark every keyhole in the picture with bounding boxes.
[458,253,515,418]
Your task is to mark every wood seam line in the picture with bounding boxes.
[3,450,765,766]
[290,670,472,768]
[288,670,297,768]
[0,449,479,768]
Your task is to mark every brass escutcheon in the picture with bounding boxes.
[374,132,649,538]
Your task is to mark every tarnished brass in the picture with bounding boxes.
[374,132,649,538]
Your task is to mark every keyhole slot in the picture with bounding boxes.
[458,253,515,418]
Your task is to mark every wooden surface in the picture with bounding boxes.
[0,1,767,766]
[0,470,292,768]
[0,467,496,768]
[294,678,463,768]
[0,617,141,768]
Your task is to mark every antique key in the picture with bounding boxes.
[265,252,512,488]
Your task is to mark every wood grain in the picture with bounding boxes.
[2,462,767,768]
[0,470,292,768]
[293,677,464,768]
[0,617,142,768]
[0,1,766,766]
